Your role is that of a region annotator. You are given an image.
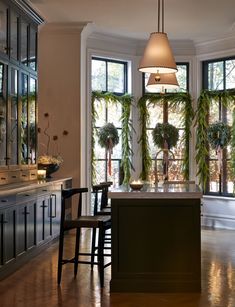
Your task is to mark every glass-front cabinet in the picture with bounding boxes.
[0,0,43,184]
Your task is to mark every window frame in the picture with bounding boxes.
[91,56,128,185]
[202,56,235,196]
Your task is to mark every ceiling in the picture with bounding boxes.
[28,0,235,43]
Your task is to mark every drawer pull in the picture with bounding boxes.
[11,175,17,178]
[23,211,30,215]
[1,199,8,202]
[24,194,30,197]
[31,173,36,177]
[1,177,6,180]
[1,220,8,224]
[22,174,27,177]
[42,189,48,192]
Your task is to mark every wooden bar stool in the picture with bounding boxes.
[57,188,111,287]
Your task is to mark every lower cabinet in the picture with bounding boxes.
[0,179,69,279]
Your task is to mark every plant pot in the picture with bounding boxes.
[38,163,60,178]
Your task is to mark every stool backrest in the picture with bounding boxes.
[92,182,112,215]
[61,188,88,221]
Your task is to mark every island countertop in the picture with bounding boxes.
[108,182,202,199]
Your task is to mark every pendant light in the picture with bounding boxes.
[146,72,179,93]
[139,0,177,74]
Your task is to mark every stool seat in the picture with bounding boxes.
[64,216,111,229]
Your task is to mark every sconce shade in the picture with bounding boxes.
[139,32,177,74]
[146,72,179,91]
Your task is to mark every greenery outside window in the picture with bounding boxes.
[143,63,189,181]
[203,57,235,195]
[91,57,128,186]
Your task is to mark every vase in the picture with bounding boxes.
[38,163,60,178]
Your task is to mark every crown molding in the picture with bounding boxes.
[39,22,90,34]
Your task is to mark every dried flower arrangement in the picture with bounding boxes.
[38,112,68,165]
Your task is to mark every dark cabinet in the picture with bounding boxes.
[0,206,16,265]
[0,0,43,185]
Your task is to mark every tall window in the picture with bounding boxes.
[203,57,235,195]
[144,64,189,181]
[91,57,128,186]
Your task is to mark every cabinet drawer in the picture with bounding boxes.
[29,170,37,181]
[0,194,16,208]
[16,190,37,202]
[0,173,9,185]
[37,186,52,196]
[8,171,20,184]
[20,170,29,181]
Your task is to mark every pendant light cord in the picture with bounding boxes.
[162,0,164,33]
[157,0,164,33]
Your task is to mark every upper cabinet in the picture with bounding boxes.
[0,0,43,184]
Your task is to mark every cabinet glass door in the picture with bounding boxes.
[0,3,8,55]
[29,77,36,164]
[9,68,18,165]
[0,62,7,166]
[10,11,19,61]
[21,20,28,66]
[29,27,36,70]
[21,73,28,164]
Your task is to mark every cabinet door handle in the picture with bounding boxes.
[50,194,57,218]
[0,220,8,224]
[40,204,48,208]
[22,211,30,215]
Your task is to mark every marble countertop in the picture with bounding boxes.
[108,182,202,199]
[0,177,72,197]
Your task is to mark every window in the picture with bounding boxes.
[144,64,189,182]
[91,57,128,186]
[143,63,189,94]
[203,57,235,195]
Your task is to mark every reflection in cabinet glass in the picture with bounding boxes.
[29,27,36,70]
[10,11,19,61]
[0,62,7,166]
[29,78,36,164]
[0,3,8,55]
[21,73,28,164]
[21,20,28,66]
[10,68,18,165]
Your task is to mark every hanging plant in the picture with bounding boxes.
[152,123,179,149]
[207,122,231,149]
[98,122,119,176]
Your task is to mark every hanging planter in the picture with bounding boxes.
[207,122,231,171]
[98,122,119,176]
[152,122,179,150]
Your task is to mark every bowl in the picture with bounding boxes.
[129,183,144,191]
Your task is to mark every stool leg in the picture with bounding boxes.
[91,228,96,269]
[74,228,81,277]
[57,229,65,285]
[98,225,104,287]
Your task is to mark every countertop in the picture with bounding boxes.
[0,177,72,197]
[108,182,202,199]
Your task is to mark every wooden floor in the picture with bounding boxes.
[1,228,235,307]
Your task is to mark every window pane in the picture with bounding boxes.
[93,98,106,127]
[29,27,37,70]
[147,101,163,127]
[108,62,124,93]
[0,3,7,54]
[107,102,122,127]
[209,160,220,192]
[21,73,28,164]
[171,129,184,159]
[11,11,18,60]
[227,161,234,193]
[94,131,106,159]
[208,61,224,90]
[225,60,235,90]
[10,68,18,165]
[21,20,28,66]
[94,161,106,184]
[168,160,184,181]
[92,59,106,91]
[176,65,187,92]
[209,99,219,124]
[111,129,122,159]
[168,102,185,128]
[107,160,122,187]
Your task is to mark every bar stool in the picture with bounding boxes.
[57,188,111,287]
[91,183,112,269]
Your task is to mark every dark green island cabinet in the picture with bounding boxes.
[0,177,72,280]
[109,183,202,293]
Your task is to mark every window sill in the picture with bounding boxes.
[203,195,235,200]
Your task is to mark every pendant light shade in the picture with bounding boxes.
[139,32,177,74]
[138,0,177,74]
[146,72,179,92]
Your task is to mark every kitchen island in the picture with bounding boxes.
[109,182,202,292]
